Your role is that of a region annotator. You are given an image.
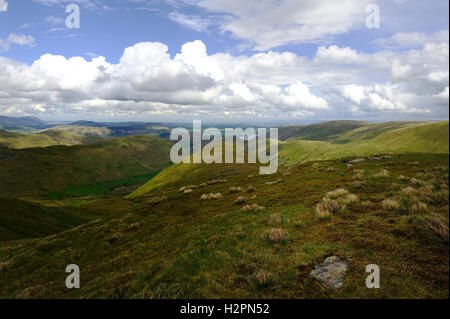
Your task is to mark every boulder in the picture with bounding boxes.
[310,256,348,289]
[349,158,365,164]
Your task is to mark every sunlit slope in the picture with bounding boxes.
[0,198,93,241]
[128,162,258,198]
[0,153,447,298]
[0,135,173,197]
[279,121,449,165]
[278,120,371,141]
[0,126,105,149]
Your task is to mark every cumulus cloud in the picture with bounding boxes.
[0,0,7,12]
[374,30,449,49]
[0,33,35,51]
[0,37,448,121]
[165,0,373,50]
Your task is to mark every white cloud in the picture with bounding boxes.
[0,37,448,120]
[0,0,7,12]
[168,12,211,32]
[374,30,449,49]
[167,0,373,50]
[0,33,36,51]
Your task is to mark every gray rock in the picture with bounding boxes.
[349,158,365,164]
[382,155,392,159]
[347,163,352,168]
[310,256,348,289]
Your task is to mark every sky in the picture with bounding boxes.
[0,0,448,123]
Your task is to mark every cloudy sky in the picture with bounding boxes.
[0,0,448,123]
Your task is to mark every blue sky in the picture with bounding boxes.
[0,0,448,123]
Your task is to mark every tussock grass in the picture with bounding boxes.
[424,214,449,243]
[341,194,359,205]
[242,203,265,212]
[373,169,390,178]
[201,193,223,200]
[253,270,276,289]
[401,186,416,196]
[228,187,243,193]
[382,199,400,211]
[314,204,332,221]
[411,202,429,214]
[326,188,349,199]
[265,228,287,244]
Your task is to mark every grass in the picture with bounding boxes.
[0,152,447,298]
[0,135,173,197]
[279,121,449,165]
[0,198,96,241]
[46,172,161,199]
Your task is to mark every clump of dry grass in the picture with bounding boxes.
[340,194,358,205]
[253,270,276,288]
[352,170,364,180]
[326,188,349,199]
[428,189,449,205]
[325,167,336,172]
[314,204,332,221]
[242,203,266,212]
[424,213,449,243]
[360,200,372,208]
[234,196,247,205]
[398,175,409,180]
[410,178,422,186]
[373,169,390,178]
[228,186,243,193]
[401,186,416,196]
[201,193,223,200]
[183,189,192,194]
[265,227,287,243]
[411,202,428,214]
[247,185,256,193]
[382,199,400,211]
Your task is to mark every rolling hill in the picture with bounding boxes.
[0,135,173,197]
[0,126,108,149]
[0,116,49,130]
[278,120,372,141]
[279,121,449,165]
[0,198,94,241]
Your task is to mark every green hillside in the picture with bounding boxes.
[278,120,371,141]
[0,127,105,149]
[0,135,173,197]
[0,198,94,241]
[0,153,447,298]
[279,121,449,165]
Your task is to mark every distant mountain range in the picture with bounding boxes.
[0,115,49,129]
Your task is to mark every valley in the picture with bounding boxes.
[0,116,448,298]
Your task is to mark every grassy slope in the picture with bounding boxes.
[0,153,447,298]
[278,120,372,141]
[0,198,94,241]
[279,121,449,165]
[0,135,173,197]
[0,128,103,149]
